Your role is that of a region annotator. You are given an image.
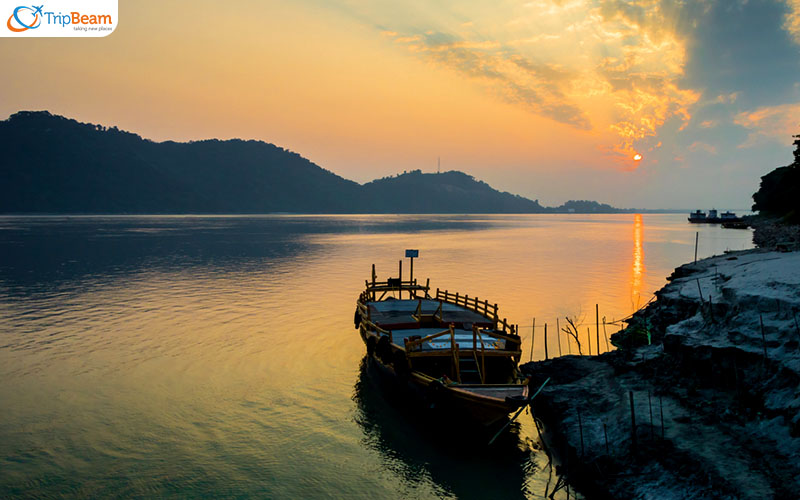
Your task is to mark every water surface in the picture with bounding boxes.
[0,214,753,498]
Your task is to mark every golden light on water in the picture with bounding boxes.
[631,213,645,311]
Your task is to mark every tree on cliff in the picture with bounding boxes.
[752,135,800,223]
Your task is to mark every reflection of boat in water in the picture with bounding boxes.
[353,356,535,499]
[688,209,744,224]
[354,262,529,427]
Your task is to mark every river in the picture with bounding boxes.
[0,214,753,498]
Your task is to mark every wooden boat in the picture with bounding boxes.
[354,263,529,427]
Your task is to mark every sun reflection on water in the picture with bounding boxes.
[631,213,645,311]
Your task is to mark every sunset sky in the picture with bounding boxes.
[2,0,799,208]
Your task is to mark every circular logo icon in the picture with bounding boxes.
[7,6,42,32]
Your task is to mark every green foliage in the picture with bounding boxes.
[752,135,800,223]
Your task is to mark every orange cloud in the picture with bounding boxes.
[380,0,699,168]
[734,102,800,147]
[785,0,800,44]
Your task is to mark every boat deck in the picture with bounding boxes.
[366,299,504,351]
[368,299,493,328]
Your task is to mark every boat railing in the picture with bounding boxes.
[362,277,431,301]
[435,288,517,335]
[404,324,522,383]
[359,315,394,343]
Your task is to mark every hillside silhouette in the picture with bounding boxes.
[752,134,800,223]
[1,111,625,214]
[363,170,543,213]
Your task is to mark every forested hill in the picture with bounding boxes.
[363,170,544,213]
[752,135,800,223]
[0,111,361,213]
[0,111,620,214]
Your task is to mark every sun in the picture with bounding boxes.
[633,154,642,161]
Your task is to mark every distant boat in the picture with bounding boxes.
[355,263,529,427]
[688,209,743,224]
[688,210,707,222]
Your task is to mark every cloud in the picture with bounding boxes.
[681,0,800,107]
[734,101,800,147]
[688,141,718,154]
[384,30,592,129]
[786,0,800,44]
[715,93,739,104]
[336,0,799,169]
[375,0,703,166]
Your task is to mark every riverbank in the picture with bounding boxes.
[748,216,800,250]
[521,248,800,499]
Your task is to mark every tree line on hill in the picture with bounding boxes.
[1,111,635,214]
[752,134,800,223]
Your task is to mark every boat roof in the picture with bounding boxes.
[365,299,504,351]
[367,299,493,329]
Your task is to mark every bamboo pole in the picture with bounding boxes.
[596,304,600,354]
[544,323,549,360]
[398,260,402,299]
[488,377,550,445]
[556,317,562,356]
[694,231,699,263]
[603,317,610,352]
[530,317,536,362]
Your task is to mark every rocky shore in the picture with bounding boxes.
[521,248,800,499]
[748,216,800,250]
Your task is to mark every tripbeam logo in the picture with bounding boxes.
[7,5,42,32]
[2,1,117,37]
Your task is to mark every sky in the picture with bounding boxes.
[1,0,799,209]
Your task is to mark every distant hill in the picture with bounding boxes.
[362,170,544,213]
[0,111,626,214]
[0,111,361,213]
[547,200,625,213]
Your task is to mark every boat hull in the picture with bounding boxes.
[364,350,527,427]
